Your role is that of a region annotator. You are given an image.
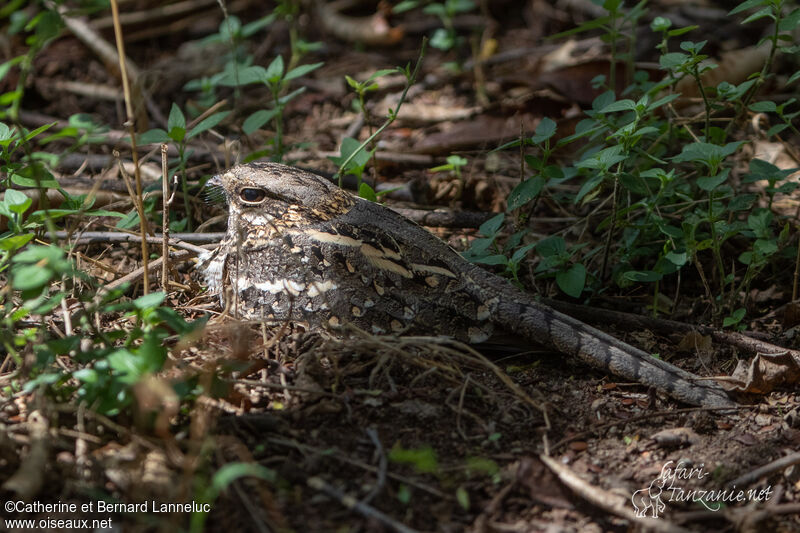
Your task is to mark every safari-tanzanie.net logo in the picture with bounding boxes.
[631,460,773,518]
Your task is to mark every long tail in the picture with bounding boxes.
[465,266,735,408]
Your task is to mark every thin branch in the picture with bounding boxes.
[110,0,150,294]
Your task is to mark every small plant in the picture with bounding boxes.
[423,0,476,52]
[137,103,230,227]
[334,39,428,197]
[226,54,322,161]
[430,154,468,180]
[344,68,396,184]
[183,14,277,109]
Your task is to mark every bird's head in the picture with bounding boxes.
[207,162,355,229]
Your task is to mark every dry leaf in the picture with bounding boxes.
[677,331,713,355]
[726,351,800,394]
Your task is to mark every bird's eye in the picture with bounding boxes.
[239,188,267,204]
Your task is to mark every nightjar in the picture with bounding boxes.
[201,162,734,408]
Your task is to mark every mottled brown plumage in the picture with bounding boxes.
[202,162,734,408]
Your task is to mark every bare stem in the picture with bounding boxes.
[110,0,150,293]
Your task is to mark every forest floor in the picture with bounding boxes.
[2,1,800,532]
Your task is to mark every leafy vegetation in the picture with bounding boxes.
[466,0,800,327]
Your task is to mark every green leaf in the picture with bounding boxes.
[753,238,777,256]
[366,68,398,82]
[575,145,625,171]
[664,251,688,266]
[73,368,99,384]
[749,100,777,112]
[680,40,706,53]
[672,142,744,168]
[344,74,359,90]
[463,237,494,261]
[133,292,166,310]
[12,264,53,290]
[778,8,800,31]
[666,25,698,37]
[659,52,688,69]
[429,28,455,51]
[423,4,447,17]
[393,1,420,14]
[742,6,774,25]
[23,122,56,142]
[556,263,585,298]
[0,56,24,82]
[618,172,649,195]
[0,90,22,107]
[276,86,306,106]
[599,99,636,113]
[12,243,64,264]
[557,118,604,146]
[622,270,663,282]
[456,486,470,511]
[242,109,280,135]
[137,128,169,144]
[722,308,746,328]
[479,213,504,236]
[697,168,730,191]
[167,103,186,131]
[284,61,323,82]
[0,121,14,142]
[446,154,468,167]
[473,254,508,266]
[4,188,32,213]
[241,13,277,37]
[187,111,230,139]
[107,349,144,382]
[650,16,671,32]
[766,124,789,137]
[0,233,33,251]
[265,55,285,83]
[115,209,139,229]
[531,117,557,143]
[729,0,764,15]
[548,15,611,40]
[358,182,377,202]
[168,126,186,143]
[507,176,544,210]
[536,236,566,257]
[9,170,59,189]
[510,242,537,265]
[574,173,604,204]
[330,137,372,173]
[218,65,268,86]
[646,94,680,111]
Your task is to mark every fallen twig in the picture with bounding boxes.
[51,230,224,246]
[542,298,799,361]
[307,476,419,533]
[728,450,800,488]
[98,248,199,297]
[540,454,693,533]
